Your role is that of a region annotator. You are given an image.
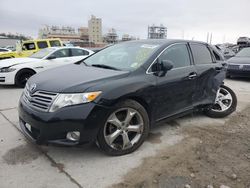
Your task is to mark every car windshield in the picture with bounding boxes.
[29,48,56,59]
[236,48,250,57]
[84,42,160,71]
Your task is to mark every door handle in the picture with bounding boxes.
[188,72,197,79]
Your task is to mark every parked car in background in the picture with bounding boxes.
[0,47,11,52]
[18,39,237,156]
[0,38,63,60]
[0,47,94,87]
[227,47,250,78]
[214,45,235,60]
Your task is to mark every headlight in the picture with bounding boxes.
[0,67,16,73]
[49,91,102,112]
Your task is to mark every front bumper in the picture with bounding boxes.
[18,98,111,145]
[0,72,16,85]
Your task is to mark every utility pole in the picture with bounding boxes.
[210,33,213,44]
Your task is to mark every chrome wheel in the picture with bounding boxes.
[212,87,233,112]
[104,108,144,150]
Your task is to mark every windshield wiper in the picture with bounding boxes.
[91,64,121,71]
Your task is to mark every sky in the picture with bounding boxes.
[1,0,250,44]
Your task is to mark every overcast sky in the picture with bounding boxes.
[1,0,250,44]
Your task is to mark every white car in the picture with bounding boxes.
[0,47,94,87]
[0,48,11,52]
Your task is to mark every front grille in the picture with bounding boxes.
[23,87,58,112]
[0,77,5,82]
[243,65,250,70]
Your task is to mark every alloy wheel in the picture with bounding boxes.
[104,108,144,151]
[212,87,233,112]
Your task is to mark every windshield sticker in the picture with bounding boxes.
[141,44,159,49]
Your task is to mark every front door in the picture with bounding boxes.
[152,43,197,121]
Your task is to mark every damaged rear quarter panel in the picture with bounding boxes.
[193,63,226,106]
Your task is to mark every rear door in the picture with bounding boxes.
[189,43,225,106]
[153,43,197,120]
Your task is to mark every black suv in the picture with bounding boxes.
[18,39,237,156]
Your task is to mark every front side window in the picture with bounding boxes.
[22,43,35,50]
[52,49,70,58]
[30,48,56,59]
[37,41,48,49]
[158,44,191,68]
[190,43,213,65]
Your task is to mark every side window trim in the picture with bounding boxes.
[146,42,191,74]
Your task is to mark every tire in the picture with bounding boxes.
[204,85,237,118]
[97,99,150,156]
[15,69,35,88]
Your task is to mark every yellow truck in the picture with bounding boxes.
[0,38,63,60]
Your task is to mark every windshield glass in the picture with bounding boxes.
[84,42,160,71]
[236,48,250,57]
[29,48,56,59]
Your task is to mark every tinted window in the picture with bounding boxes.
[22,43,35,50]
[49,40,61,47]
[158,44,191,68]
[37,41,48,49]
[71,49,89,56]
[190,44,213,64]
[52,49,70,58]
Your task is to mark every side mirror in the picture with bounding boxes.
[153,60,173,77]
[47,55,56,60]
[161,60,173,72]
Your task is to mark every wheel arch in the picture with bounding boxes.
[14,68,37,84]
[119,96,153,125]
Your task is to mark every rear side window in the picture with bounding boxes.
[22,43,35,50]
[158,44,191,68]
[190,44,213,64]
[52,49,70,58]
[37,41,48,49]
[71,49,89,56]
[49,40,61,47]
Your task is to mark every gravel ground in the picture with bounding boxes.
[112,106,250,188]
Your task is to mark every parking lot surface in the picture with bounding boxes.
[0,79,249,188]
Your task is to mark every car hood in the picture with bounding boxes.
[0,57,40,68]
[227,56,250,64]
[28,64,130,93]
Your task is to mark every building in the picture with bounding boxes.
[122,34,137,41]
[78,27,89,42]
[38,25,81,42]
[103,28,118,44]
[88,15,102,44]
[148,24,167,39]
